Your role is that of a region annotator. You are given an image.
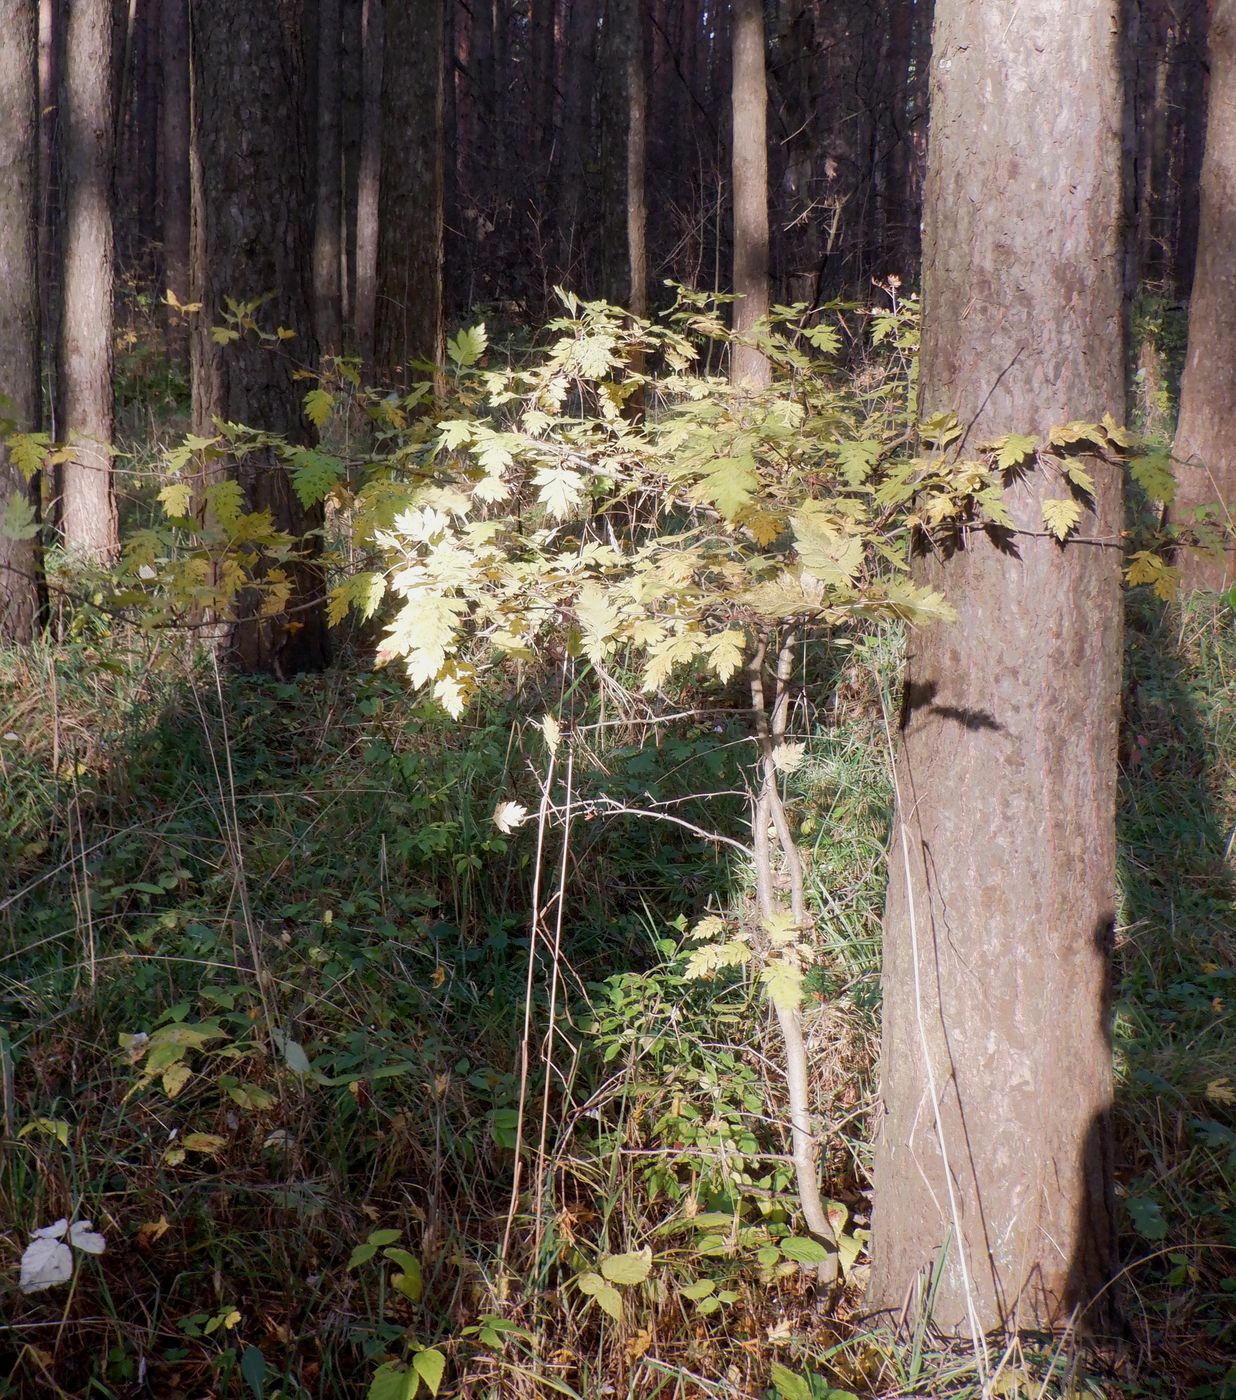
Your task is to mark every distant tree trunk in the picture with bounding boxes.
[160,0,188,348]
[339,0,361,333]
[190,0,329,675]
[374,0,444,381]
[134,0,159,260]
[1171,0,1236,593]
[600,0,646,315]
[37,0,61,432]
[313,0,342,355]
[730,0,769,386]
[555,0,598,282]
[868,0,1125,1337]
[880,0,916,275]
[0,0,46,640]
[354,0,381,364]
[58,0,117,561]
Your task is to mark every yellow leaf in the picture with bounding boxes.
[159,482,194,518]
[182,1132,227,1154]
[136,1216,171,1247]
[1041,497,1082,541]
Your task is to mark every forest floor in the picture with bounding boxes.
[0,586,1232,1399]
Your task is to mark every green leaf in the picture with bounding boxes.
[779,1236,831,1265]
[367,1363,419,1400]
[240,1346,267,1400]
[1127,1195,1168,1241]
[680,1278,716,1300]
[5,431,49,480]
[447,323,488,368]
[600,1247,653,1285]
[290,448,344,508]
[576,1271,623,1321]
[1,492,40,541]
[205,479,245,529]
[304,388,335,430]
[834,438,881,486]
[770,1362,813,1400]
[1130,450,1176,504]
[792,511,863,586]
[367,1228,402,1247]
[347,1241,378,1269]
[761,959,804,1011]
[383,1248,424,1301]
[411,1348,446,1397]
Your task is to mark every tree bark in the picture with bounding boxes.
[37,0,60,436]
[57,0,117,561]
[1171,0,1236,593]
[354,0,381,365]
[0,0,46,641]
[160,0,188,348]
[730,0,769,386]
[869,0,1125,1337]
[374,0,444,382]
[339,0,362,333]
[313,0,342,356]
[190,0,329,675]
[600,0,646,315]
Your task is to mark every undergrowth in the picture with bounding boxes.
[1,594,1232,1399]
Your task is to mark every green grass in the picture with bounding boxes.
[0,595,1232,1399]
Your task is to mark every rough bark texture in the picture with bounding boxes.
[190,0,329,675]
[374,0,444,381]
[0,0,45,640]
[354,0,381,363]
[57,0,117,561]
[160,0,188,348]
[1171,0,1236,594]
[600,0,646,315]
[730,0,769,386]
[869,0,1125,1335]
[313,0,342,355]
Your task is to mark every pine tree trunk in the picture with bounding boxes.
[868,0,1125,1336]
[600,0,646,316]
[0,0,46,640]
[58,0,117,561]
[374,0,444,382]
[1171,0,1236,593]
[313,0,342,356]
[339,0,362,333]
[354,0,381,365]
[159,0,188,348]
[190,0,329,675]
[730,0,769,387]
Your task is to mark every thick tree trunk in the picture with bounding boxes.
[313,0,342,356]
[159,0,188,348]
[354,0,381,365]
[190,0,329,674]
[1171,0,1236,593]
[0,0,46,641]
[57,0,117,561]
[869,0,1125,1337]
[730,0,769,387]
[374,0,444,381]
